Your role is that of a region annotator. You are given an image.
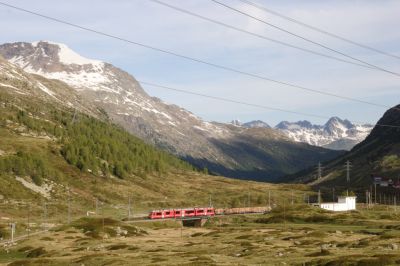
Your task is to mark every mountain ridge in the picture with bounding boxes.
[0,40,342,181]
[240,117,373,151]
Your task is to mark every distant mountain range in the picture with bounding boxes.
[234,118,373,151]
[0,41,342,181]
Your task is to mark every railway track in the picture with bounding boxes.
[0,229,48,246]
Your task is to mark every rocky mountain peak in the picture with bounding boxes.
[241,120,271,129]
[230,119,242,126]
[1,41,102,70]
[324,117,353,133]
[274,117,373,150]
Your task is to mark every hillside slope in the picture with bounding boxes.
[0,41,341,181]
[0,60,310,218]
[291,105,400,190]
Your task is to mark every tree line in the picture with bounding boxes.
[0,93,195,183]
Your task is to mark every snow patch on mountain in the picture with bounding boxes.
[7,41,110,90]
[38,69,110,89]
[36,82,55,97]
[32,41,103,66]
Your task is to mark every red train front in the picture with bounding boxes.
[148,207,215,219]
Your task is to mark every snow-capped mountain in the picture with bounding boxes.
[0,41,342,181]
[275,117,373,150]
[0,41,231,153]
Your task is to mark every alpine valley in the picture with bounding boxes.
[0,41,343,181]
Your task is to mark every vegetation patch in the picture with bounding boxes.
[26,247,47,258]
[190,232,204,237]
[40,237,54,241]
[17,246,34,253]
[67,217,145,239]
[106,244,129,250]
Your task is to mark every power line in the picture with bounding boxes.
[148,0,381,72]
[237,0,400,61]
[211,0,400,78]
[139,80,329,119]
[0,1,395,110]
[139,80,400,129]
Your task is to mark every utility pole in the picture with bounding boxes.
[345,160,351,196]
[43,202,47,230]
[27,203,30,239]
[209,194,212,208]
[95,198,99,215]
[318,190,321,205]
[374,183,377,205]
[291,190,294,205]
[268,190,271,208]
[10,223,15,243]
[332,188,335,202]
[102,202,105,242]
[316,162,323,180]
[128,197,132,220]
[283,200,286,231]
[248,192,251,208]
[67,188,71,224]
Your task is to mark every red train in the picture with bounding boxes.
[148,207,215,219]
[148,206,270,219]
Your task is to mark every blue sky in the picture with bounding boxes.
[0,0,399,126]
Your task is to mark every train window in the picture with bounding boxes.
[156,212,162,215]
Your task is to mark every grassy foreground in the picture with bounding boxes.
[1,204,400,265]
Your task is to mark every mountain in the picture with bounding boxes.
[0,41,342,181]
[274,117,373,151]
[290,105,400,190]
[242,120,271,129]
[230,119,242,126]
[0,65,294,211]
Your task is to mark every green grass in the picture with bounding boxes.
[0,250,27,263]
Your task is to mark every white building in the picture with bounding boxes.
[320,196,356,212]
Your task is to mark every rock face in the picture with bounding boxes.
[0,41,342,181]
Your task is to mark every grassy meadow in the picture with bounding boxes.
[1,203,400,265]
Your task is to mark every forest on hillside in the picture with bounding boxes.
[0,92,194,184]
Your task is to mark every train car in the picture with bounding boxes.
[148,206,270,219]
[148,207,215,220]
[215,206,271,215]
[148,210,165,219]
[215,208,224,215]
